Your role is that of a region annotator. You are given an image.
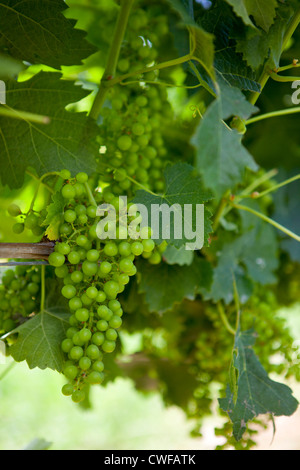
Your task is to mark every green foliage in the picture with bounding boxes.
[219,322,299,441]
[0,72,99,188]
[193,97,258,198]
[0,0,300,450]
[9,307,70,371]
[0,0,96,68]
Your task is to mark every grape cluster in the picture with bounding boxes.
[8,203,45,238]
[97,7,174,197]
[0,266,41,335]
[48,171,156,403]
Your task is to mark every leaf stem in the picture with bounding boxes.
[212,190,231,231]
[0,105,50,124]
[217,302,236,336]
[108,54,193,88]
[230,202,300,242]
[40,264,46,312]
[245,107,300,125]
[26,170,55,194]
[84,182,97,207]
[89,0,135,120]
[248,6,300,105]
[247,173,300,200]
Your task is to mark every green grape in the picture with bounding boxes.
[85,286,98,300]
[117,135,132,151]
[76,172,89,184]
[103,242,118,257]
[64,210,77,223]
[69,346,84,361]
[87,371,104,385]
[7,203,21,217]
[79,328,92,343]
[82,261,98,276]
[86,344,101,360]
[62,285,77,300]
[12,223,25,234]
[48,252,65,268]
[102,340,116,353]
[61,339,73,353]
[79,356,92,371]
[71,390,86,403]
[92,332,105,347]
[103,281,120,299]
[75,308,89,322]
[62,384,74,397]
[64,365,79,380]
[61,184,76,200]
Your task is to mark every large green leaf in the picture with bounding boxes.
[224,0,278,32]
[219,324,299,441]
[9,307,70,371]
[0,0,96,69]
[207,215,279,304]
[235,4,294,70]
[193,97,258,198]
[0,72,99,189]
[196,1,261,92]
[133,162,213,250]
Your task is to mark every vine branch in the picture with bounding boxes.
[89,0,135,120]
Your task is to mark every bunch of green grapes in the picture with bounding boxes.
[97,6,174,197]
[8,203,46,238]
[0,266,41,336]
[47,171,156,403]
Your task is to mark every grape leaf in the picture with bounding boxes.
[218,78,258,120]
[136,257,213,314]
[166,0,216,90]
[195,1,261,93]
[42,191,65,241]
[0,0,96,69]
[0,72,99,189]
[219,324,299,441]
[166,0,194,23]
[9,307,70,371]
[132,162,213,250]
[207,216,279,305]
[224,0,278,32]
[235,4,294,70]
[193,97,258,198]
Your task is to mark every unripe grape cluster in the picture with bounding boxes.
[0,266,41,336]
[8,203,46,238]
[48,171,156,403]
[97,7,174,197]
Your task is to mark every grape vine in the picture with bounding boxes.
[0,0,300,450]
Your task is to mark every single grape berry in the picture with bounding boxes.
[48,252,65,268]
[8,203,21,217]
[61,184,76,200]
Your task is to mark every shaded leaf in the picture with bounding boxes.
[224,0,278,32]
[193,98,258,198]
[219,324,299,441]
[0,72,99,189]
[0,0,96,69]
[9,307,70,371]
[136,257,213,314]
